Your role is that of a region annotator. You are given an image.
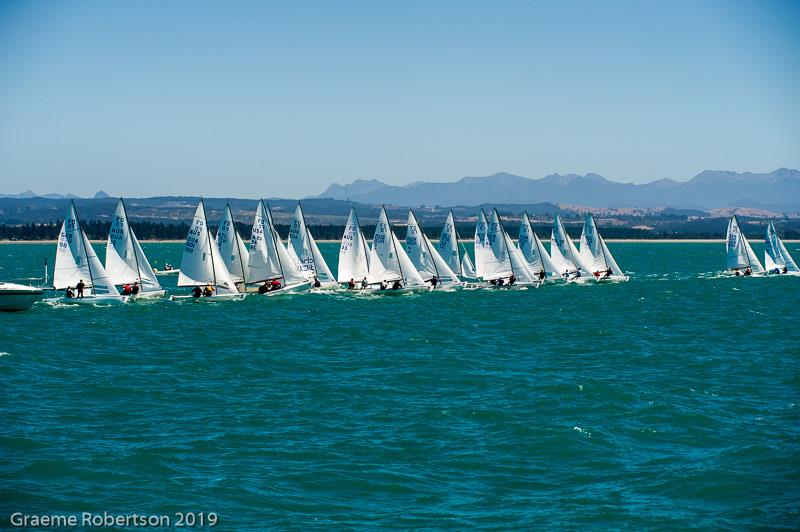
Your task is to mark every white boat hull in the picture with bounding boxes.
[154,269,180,276]
[170,292,245,301]
[0,283,44,311]
[130,289,167,300]
[55,294,129,305]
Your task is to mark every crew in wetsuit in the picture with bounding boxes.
[347,278,356,289]
[508,273,516,286]
[258,281,269,294]
[203,284,214,296]
[313,276,321,288]
[76,280,85,298]
[192,286,203,298]
[392,280,402,290]
[131,282,140,295]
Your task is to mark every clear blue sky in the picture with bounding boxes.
[1,0,798,198]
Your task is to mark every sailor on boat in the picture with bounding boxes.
[192,286,202,298]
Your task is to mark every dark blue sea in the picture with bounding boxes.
[1,242,799,529]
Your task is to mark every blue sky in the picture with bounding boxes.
[1,0,798,198]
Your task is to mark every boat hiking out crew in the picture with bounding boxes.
[165,263,173,271]
[313,276,321,288]
[192,286,202,298]
[571,269,581,280]
[734,268,740,276]
[203,284,214,297]
[508,273,516,286]
[258,281,269,294]
[497,278,505,286]
[563,270,570,279]
[538,270,546,281]
[430,276,438,288]
[380,280,387,290]
[65,286,75,298]
[131,282,140,295]
[76,279,85,298]
[269,279,282,291]
[392,280,402,290]
[744,267,752,277]
[347,278,356,289]
[122,283,132,295]
[602,268,612,279]
[361,277,368,289]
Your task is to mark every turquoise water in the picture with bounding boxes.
[1,242,799,529]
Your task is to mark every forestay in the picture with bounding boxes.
[177,200,238,293]
[288,203,335,283]
[54,201,120,296]
[216,203,249,284]
[337,208,371,283]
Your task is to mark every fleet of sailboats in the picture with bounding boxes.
[32,198,800,308]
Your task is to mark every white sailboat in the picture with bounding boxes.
[247,200,310,295]
[474,208,538,288]
[764,221,799,276]
[172,199,243,300]
[579,213,629,282]
[288,203,338,289]
[551,213,595,283]
[725,215,765,276]
[53,200,127,304]
[215,203,250,289]
[337,207,371,289]
[105,198,165,298]
[436,210,477,281]
[367,207,430,293]
[518,211,560,282]
[406,210,462,289]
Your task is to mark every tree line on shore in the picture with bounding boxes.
[2,220,797,241]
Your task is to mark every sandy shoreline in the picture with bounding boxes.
[2,239,798,244]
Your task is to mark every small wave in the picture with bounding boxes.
[0,352,9,357]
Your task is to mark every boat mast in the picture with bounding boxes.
[592,214,610,270]
[386,207,405,282]
[735,216,753,270]
[121,198,143,286]
[353,208,370,274]
[228,203,247,283]
[299,202,317,273]
[266,202,286,282]
[72,200,96,294]
[201,198,218,286]
[412,209,440,278]
[559,214,579,268]
[495,209,517,277]
[449,210,463,274]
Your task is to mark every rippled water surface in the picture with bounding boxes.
[2,242,799,528]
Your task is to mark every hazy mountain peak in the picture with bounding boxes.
[94,190,110,198]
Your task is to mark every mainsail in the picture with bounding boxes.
[518,211,559,278]
[496,210,536,283]
[725,216,764,273]
[54,200,120,296]
[437,210,476,278]
[579,213,625,276]
[367,207,426,286]
[474,209,512,280]
[105,198,161,290]
[288,203,335,283]
[406,210,459,284]
[177,200,238,293]
[247,201,307,287]
[765,221,798,273]
[215,203,249,284]
[337,208,371,283]
[551,213,592,278]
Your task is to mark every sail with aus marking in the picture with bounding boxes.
[764,221,798,273]
[215,203,249,284]
[437,210,476,278]
[288,203,335,283]
[368,207,426,286]
[406,210,459,284]
[337,208,371,283]
[579,213,625,277]
[54,201,120,295]
[725,216,764,273]
[106,198,161,290]
[518,211,559,278]
[177,200,238,293]
[474,209,512,281]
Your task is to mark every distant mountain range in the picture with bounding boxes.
[312,168,800,212]
[0,190,110,200]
